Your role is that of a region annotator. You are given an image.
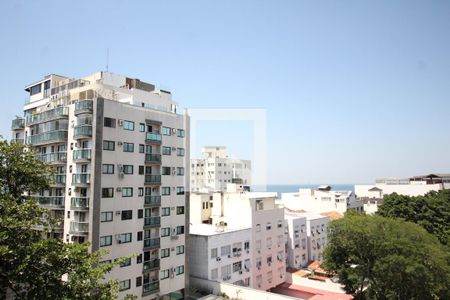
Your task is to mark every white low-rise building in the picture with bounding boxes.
[284,213,308,268]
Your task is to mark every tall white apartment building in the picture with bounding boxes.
[284,212,308,268]
[189,184,286,291]
[190,146,251,192]
[11,72,189,300]
[280,185,363,214]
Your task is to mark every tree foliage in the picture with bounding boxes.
[323,213,450,300]
[0,140,121,299]
[378,191,450,245]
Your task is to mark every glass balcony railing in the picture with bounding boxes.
[144,217,161,228]
[144,195,161,206]
[145,154,161,164]
[142,281,159,296]
[34,196,65,208]
[28,130,68,145]
[145,132,162,143]
[36,152,67,163]
[144,175,161,185]
[70,221,89,234]
[73,149,91,161]
[74,100,93,115]
[143,238,160,249]
[10,138,24,144]
[26,107,68,125]
[143,259,160,272]
[72,173,91,184]
[70,197,89,210]
[44,174,66,185]
[11,118,25,130]
[74,125,92,139]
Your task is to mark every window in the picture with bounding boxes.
[244,241,250,250]
[137,254,142,264]
[160,269,170,279]
[101,211,113,222]
[278,220,283,228]
[176,245,185,255]
[211,268,218,280]
[123,165,133,174]
[104,117,116,128]
[221,245,231,257]
[267,255,273,265]
[136,276,142,287]
[30,84,41,95]
[102,188,114,198]
[211,248,218,258]
[138,209,143,219]
[123,120,134,131]
[103,140,115,151]
[161,207,170,216]
[175,265,184,275]
[102,164,114,174]
[176,206,184,215]
[256,224,261,232]
[119,233,132,243]
[266,237,272,248]
[119,279,130,291]
[137,231,143,241]
[161,187,170,196]
[233,261,242,273]
[139,165,144,175]
[176,148,185,156]
[121,210,132,220]
[120,257,131,267]
[138,187,144,196]
[122,187,133,197]
[123,142,134,152]
[162,127,172,136]
[139,144,145,153]
[176,226,184,235]
[162,146,171,155]
[161,248,170,258]
[266,222,272,230]
[176,129,185,138]
[100,235,112,247]
[161,227,170,237]
[162,167,171,175]
[176,187,185,195]
[177,167,184,176]
[139,123,145,132]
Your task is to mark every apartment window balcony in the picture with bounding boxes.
[11,118,25,130]
[144,175,161,185]
[73,149,91,161]
[145,154,161,164]
[145,132,162,144]
[70,221,89,235]
[143,238,160,249]
[70,197,89,210]
[144,195,161,207]
[74,100,93,115]
[28,130,68,146]
[74,125,92,139]
[36,152,67,164]
[72,173,91,185]
[143,259,160,272]
[10,138,24,144]
[34,196,65,208]
[144,217,161,228]
[44,174,66,185]
[142,281,159,296]
[26,107,69,126]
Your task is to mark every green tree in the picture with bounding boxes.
[0,140,122,299]
[323,213,450,300]
[378,191,450,245]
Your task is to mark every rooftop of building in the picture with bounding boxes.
[189,223,251,236]
[285,209,329,221]
[320,211,344,220]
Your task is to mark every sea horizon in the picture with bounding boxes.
[252,184,356,197]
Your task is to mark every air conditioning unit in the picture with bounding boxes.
[216,257,221,262]
[115,211,121,215]
[116,187,122,192]
[118,119,123,126]
[239,270,243,274]
[172,128,176,134]
[172,147,176,151]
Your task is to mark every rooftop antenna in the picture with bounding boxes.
[106,48,109,72]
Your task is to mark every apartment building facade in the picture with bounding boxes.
[284,213,308,268]
[11,71,189,300]
[190,146,251,192]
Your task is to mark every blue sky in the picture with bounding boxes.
[1,0,449,184]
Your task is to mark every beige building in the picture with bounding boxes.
[11,71,189,300]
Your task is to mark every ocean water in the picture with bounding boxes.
[251,184,354,197]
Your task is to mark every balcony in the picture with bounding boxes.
[28,130,68,146]
[70,221,89,234]
[72,173,91,185]
[74,100,93,115]
[74,125,92,139]
[11,118,25,130]
[73,149,91,161]
[44,174,66,185]
[144,195,161,207]
[35,196,65,208]
[142,281,159,296]
[145,154,161,164]
[143,238,160,249]
[10,138,24,144]
[143,259,160,272]
[70,197,89,210]
[144,175,161,185]
[145,132,162,144]
[144,217,161,228]
[36,152,67,164]
[26,106,69,126]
